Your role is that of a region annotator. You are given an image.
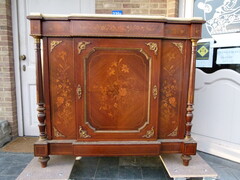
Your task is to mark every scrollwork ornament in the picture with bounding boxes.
[167,127,178,137]
[50,40,63,52]
[146,42,158,55]
[53,127,65,137]
[172,42,183,54]
[142,127,154,138]
[78,41,91,54]
[79,126,91,138]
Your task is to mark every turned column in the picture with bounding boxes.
[34,36,50,168]
[182,39,198,166]
[185,39,197,140]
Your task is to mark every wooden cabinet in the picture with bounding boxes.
[28,14,204,167]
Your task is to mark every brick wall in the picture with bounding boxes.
[167,0,178,17]
[96,0,178,17]
[0,0,18,137]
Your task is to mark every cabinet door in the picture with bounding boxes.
[75,38,160,140]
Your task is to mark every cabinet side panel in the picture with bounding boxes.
[48,38,76,139]
[159,40,186,139]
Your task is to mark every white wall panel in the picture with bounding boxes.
[193,68,240,162]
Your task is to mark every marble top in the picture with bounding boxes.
[28,13,204,23]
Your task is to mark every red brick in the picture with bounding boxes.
[0,15,8,19]
[150,3,159,8]
[123,9,131,14]
[131,9,149,15]
[114,0,130,2]
[0,41,8,46]
[5,107,13,111]
[123,4,140,8]
[96,9,112,14]
[150,0,166,2]
[159,3,167,8]
[0,4,6,8]
[140,3,150,8]
[0,35,9,41]
[150,9,167,15]
[103,3,121,8]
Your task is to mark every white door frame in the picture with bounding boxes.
[179,0,194,18]
[12,0,24,136]
[12,0,95,136]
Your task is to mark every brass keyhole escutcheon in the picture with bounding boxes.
[152,85,158,99]
[77,84,82,99]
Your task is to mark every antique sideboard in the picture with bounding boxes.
[27,14,204,168]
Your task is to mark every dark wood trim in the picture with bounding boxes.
[34,140,197,157]
[43,37,52,139]
[35,36,47,141]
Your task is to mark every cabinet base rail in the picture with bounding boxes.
[34,139,196,167]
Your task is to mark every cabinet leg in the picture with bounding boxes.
[38,156,50,168]
[181,154,192,166]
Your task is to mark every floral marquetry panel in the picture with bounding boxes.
[158,40,189,139]
[75,38,160,140]
[48,38,76,139]
[86,48,149,131]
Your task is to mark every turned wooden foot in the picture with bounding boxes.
[38,156,50,168]
[181,154,192,166]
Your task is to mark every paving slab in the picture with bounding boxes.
[17,155,75,180]
[160,153,218,179]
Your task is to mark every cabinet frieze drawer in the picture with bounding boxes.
[73,144,160,156]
